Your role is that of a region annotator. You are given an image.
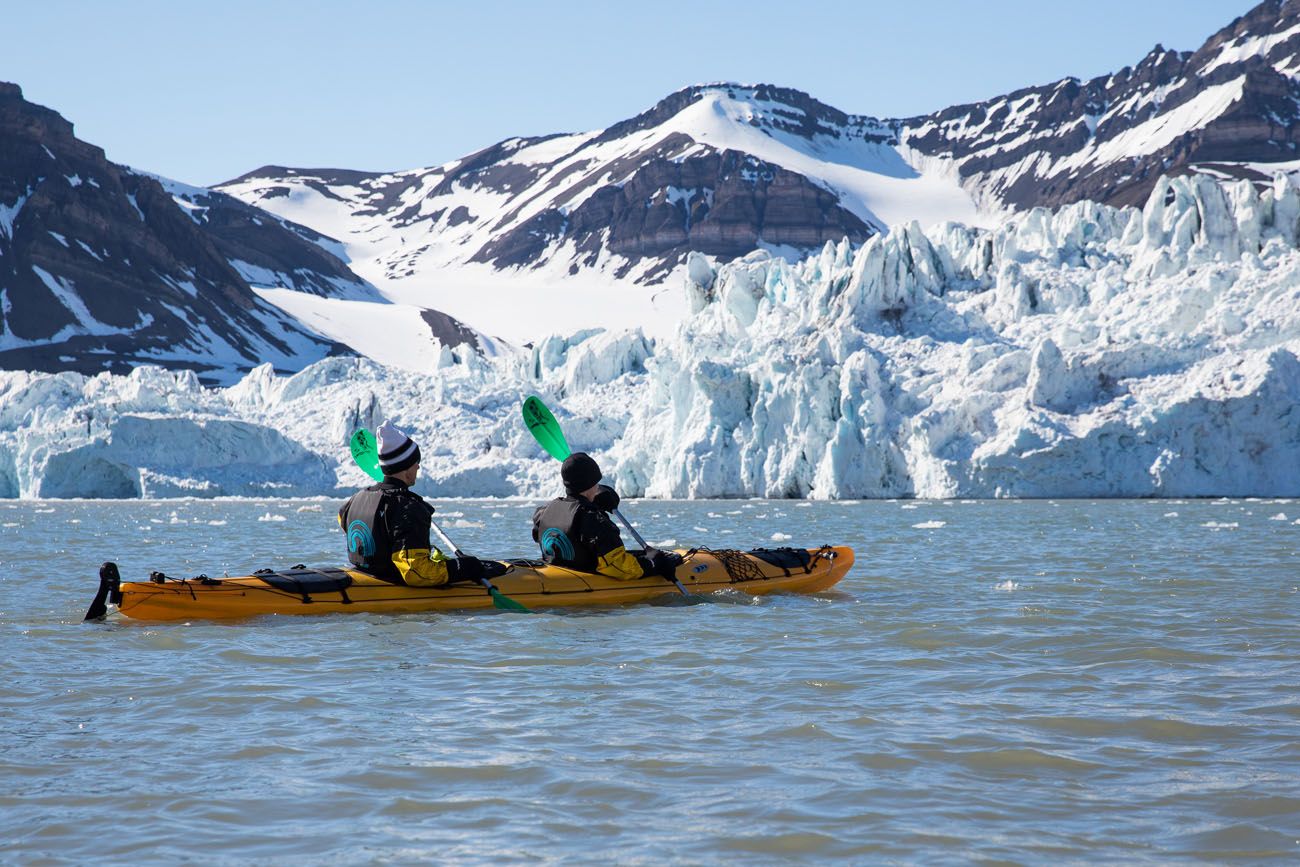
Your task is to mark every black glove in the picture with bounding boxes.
[649,549,683,579]
[445,555,486,584]
[592,484,620,513]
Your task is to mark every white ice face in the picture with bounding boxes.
[3,173,1299,500]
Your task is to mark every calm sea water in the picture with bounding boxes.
[1,498,1297,864]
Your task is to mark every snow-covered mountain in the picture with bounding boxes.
[216,1,1300,343]
[216,83,990,342]
[902,0,1300,210]
[4,172,1298,499]
[0,83,373,382]
[0,83,498,384]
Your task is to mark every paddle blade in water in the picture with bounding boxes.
[521,396,572,461]
[488,586,532,613]
[350,429,383,481]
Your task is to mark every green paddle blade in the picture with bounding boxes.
[350,428,383,481]
[521,396,573,461]
[487,585,531,613]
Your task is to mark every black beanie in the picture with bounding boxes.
[561,452,602,494]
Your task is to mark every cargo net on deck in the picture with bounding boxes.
[691,548,767,583]
[681,546,829,583]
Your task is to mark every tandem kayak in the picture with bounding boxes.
[86,546,854,621]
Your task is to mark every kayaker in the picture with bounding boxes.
[532,452,682,580]
[337,421,485,586]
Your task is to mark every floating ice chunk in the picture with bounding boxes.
[257,513,287,522]
[771,531,793,541]
[1201,521,1238,529]
[297,505,322,512]
[995,580,1019,591]
[2,522,17,527]
[796,503,813,508]
[208,520,227,526]
[448,519,484,528]
[1164,512,1179,517]
[1268,513,1288,521]
[652,538,677,547]
[693,526,709,533]
[901,504,919,510]
[913,520,947,529]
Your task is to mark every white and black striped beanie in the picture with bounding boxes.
[376,420,421,475]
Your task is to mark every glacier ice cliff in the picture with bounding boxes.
[2,174,1298,499]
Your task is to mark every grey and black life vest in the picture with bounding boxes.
[531,495,654,578]
[532,497,597,572]
[338,480,431,582]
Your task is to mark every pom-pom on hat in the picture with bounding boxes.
[376,420,421,475]
[561,452,602,495]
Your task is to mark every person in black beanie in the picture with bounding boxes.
[531,452,681,580]
[338,421,485,586]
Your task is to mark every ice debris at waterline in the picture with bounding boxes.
[1,174,1298,499]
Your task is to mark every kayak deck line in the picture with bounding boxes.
[85,546,855,622]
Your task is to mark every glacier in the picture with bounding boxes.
[2,173,1297,500]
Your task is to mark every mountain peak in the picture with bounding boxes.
[594,81,892,150]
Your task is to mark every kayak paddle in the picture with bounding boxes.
[520,397,688,596]
[427,516,530,613]
[347,428,529,612]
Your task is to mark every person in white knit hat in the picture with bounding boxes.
[337,420,485,586]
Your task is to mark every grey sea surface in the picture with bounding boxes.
[1,498,1297,864]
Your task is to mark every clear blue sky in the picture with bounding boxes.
[4,0,1258,187]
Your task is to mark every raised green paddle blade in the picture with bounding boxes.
[521,396,572,461]
[349,428,383,481]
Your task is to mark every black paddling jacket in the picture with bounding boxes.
[337,479,451,586]
[532,495,653,580]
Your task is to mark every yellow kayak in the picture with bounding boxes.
[87,546,855,621]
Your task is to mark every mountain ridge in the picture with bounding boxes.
[217,0,1300,345]
[4,0,1300,373]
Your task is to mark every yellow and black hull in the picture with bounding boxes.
[90,547,854,621]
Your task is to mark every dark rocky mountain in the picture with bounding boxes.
[0,82,375,383]
[900,0,1300,209]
